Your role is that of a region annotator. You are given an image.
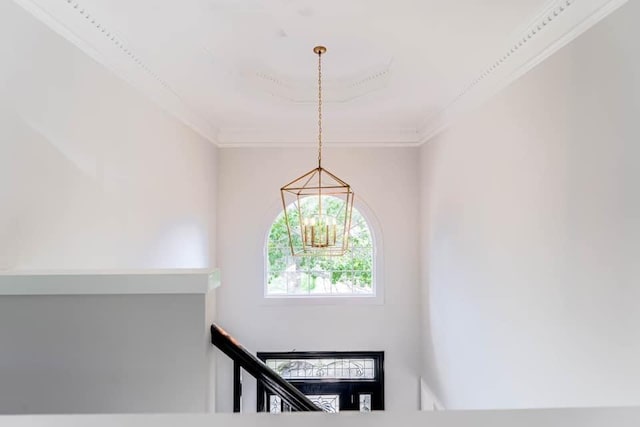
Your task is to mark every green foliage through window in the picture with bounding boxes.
[266,196,374,296]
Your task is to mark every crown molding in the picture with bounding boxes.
[216,127,422,148]
[417,0,629,144]
[13,0,627,149]
[12,0,221,145]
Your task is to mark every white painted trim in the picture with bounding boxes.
[0,407,639,426]
[216,128,422,147]
[0,269,220,295]
[418,0,629,144]
[12,0,628,149]
[12,0,221,146]
[218,141,422,149]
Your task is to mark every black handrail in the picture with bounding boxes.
[211,323,322,412]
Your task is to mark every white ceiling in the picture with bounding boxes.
[14,0,626,146]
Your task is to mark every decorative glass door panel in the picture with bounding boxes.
[265,358,376,379]
[258,351,384,413]
[305,395,340,413]
[359,394,372,412]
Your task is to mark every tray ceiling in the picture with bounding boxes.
[13,0,627,146]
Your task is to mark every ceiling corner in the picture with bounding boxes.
[415,0,629,146]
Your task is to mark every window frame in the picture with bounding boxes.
[262,198,384,305]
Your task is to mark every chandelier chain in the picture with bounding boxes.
[279,45,353,257]
[317,49,322,169]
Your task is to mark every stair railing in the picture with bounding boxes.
[211,323,322,413]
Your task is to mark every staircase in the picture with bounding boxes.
[211,323,322,413]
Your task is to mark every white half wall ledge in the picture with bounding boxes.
[0,268,220,295]
[0,407,640,427]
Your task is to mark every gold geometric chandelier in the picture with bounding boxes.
[280,46,354,257]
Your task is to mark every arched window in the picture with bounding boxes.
[265,197,376,297]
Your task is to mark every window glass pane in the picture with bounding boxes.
[266,197,374,297]
[266,358,376,379]
[269,395,282,414]
[306,395,339,413]
[359,394,371,412]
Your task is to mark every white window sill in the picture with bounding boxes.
[261,292,384,306]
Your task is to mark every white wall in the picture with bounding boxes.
[0,2,219,414]
[216,147,422,412]
[0,292,211,414]
[419,0,640,409]
[0,0,217,271]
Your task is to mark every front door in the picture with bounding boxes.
[257,351,384,413]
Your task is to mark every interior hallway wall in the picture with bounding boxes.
[0,0,218,271]
[419,0,640,409]
[0,292,211,414]
[216,147,422,412]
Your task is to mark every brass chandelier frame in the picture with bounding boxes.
[280,46,354,257]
